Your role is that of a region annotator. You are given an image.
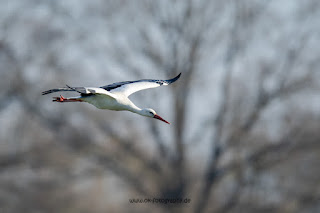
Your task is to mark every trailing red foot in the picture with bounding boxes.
[52,95,82,102]
[52,95,66,102]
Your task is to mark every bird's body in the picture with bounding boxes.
[42,73,181,124]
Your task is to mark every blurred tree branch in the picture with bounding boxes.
[1,1,319,212]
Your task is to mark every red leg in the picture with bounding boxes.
[59,95,65,102]
[52,95,66,102]
[52,95,82,102]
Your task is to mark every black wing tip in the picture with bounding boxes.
[175,72,181,79]
[167,73,181,84]
[42,88,63,95]
[42,90,52,95]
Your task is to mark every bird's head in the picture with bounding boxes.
[141,108,170,124]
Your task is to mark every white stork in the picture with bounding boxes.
[42,73,181,124]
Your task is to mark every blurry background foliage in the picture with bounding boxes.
[0,0,319,212]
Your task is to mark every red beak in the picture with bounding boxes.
[153,114,170,124]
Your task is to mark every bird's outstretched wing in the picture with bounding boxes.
[42,85,116,98]
[42,86,88,95]
[101,73,181,97]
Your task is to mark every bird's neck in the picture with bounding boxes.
[128,103,144,115]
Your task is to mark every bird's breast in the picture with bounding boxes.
[84,95,129,111]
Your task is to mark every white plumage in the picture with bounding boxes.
[42,73,181,124]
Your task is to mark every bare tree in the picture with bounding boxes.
[0,1,319,213]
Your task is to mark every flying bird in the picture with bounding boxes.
[42,73,181,124]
